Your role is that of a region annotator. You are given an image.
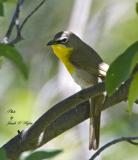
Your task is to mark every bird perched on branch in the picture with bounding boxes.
[47,31,109,150]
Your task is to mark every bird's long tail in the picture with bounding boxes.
[89,94,105,150]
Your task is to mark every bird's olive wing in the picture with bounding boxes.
[69,48,108,78]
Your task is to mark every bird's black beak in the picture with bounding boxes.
[47,40,55,46]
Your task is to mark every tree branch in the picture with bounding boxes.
[1,0,46,45]
[20,0,46,32]
[40,78,131,146]
[1,79,131,160]
[2,0,24,44]
[89,136,138,160]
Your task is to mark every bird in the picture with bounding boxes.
[47,31,109,150]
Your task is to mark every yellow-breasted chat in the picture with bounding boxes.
[47,31,109,150]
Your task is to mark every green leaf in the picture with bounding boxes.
[0,0,19,16]
[6,0,18,3]
[128,72,138,113]
[0,3,4,16]
[0,44,28,79]
[0,0,6,3]
[0,0,18,16]
[106,41,138,95]
[136,2,138,14]
[0,148,7,160]
[0,0,16,3]
[25,150,62,160]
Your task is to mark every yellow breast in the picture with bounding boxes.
[52,45,74,73]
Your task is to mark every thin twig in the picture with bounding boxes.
[2,0,46,45]
[89,136,138,160]
[20,0,47,32]
[4,0,24,42]
[9,0,47,45]
[126,139,138,145]
[15,0,25,39]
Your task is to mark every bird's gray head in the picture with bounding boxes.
[47,31,82,48]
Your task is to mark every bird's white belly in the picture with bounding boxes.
[71,68,97,88]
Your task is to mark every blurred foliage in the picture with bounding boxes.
[0,3,4,16]
[23,150,62,160]
[0,148,62,160]
[136,2,138,14]
[0,0,138,160]
[102,142,138,160]
[0,148,7,160]
[0,0,17,16]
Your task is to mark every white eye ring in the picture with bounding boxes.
[61,38,68,43]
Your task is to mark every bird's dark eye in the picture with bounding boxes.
[61,38,68,43]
